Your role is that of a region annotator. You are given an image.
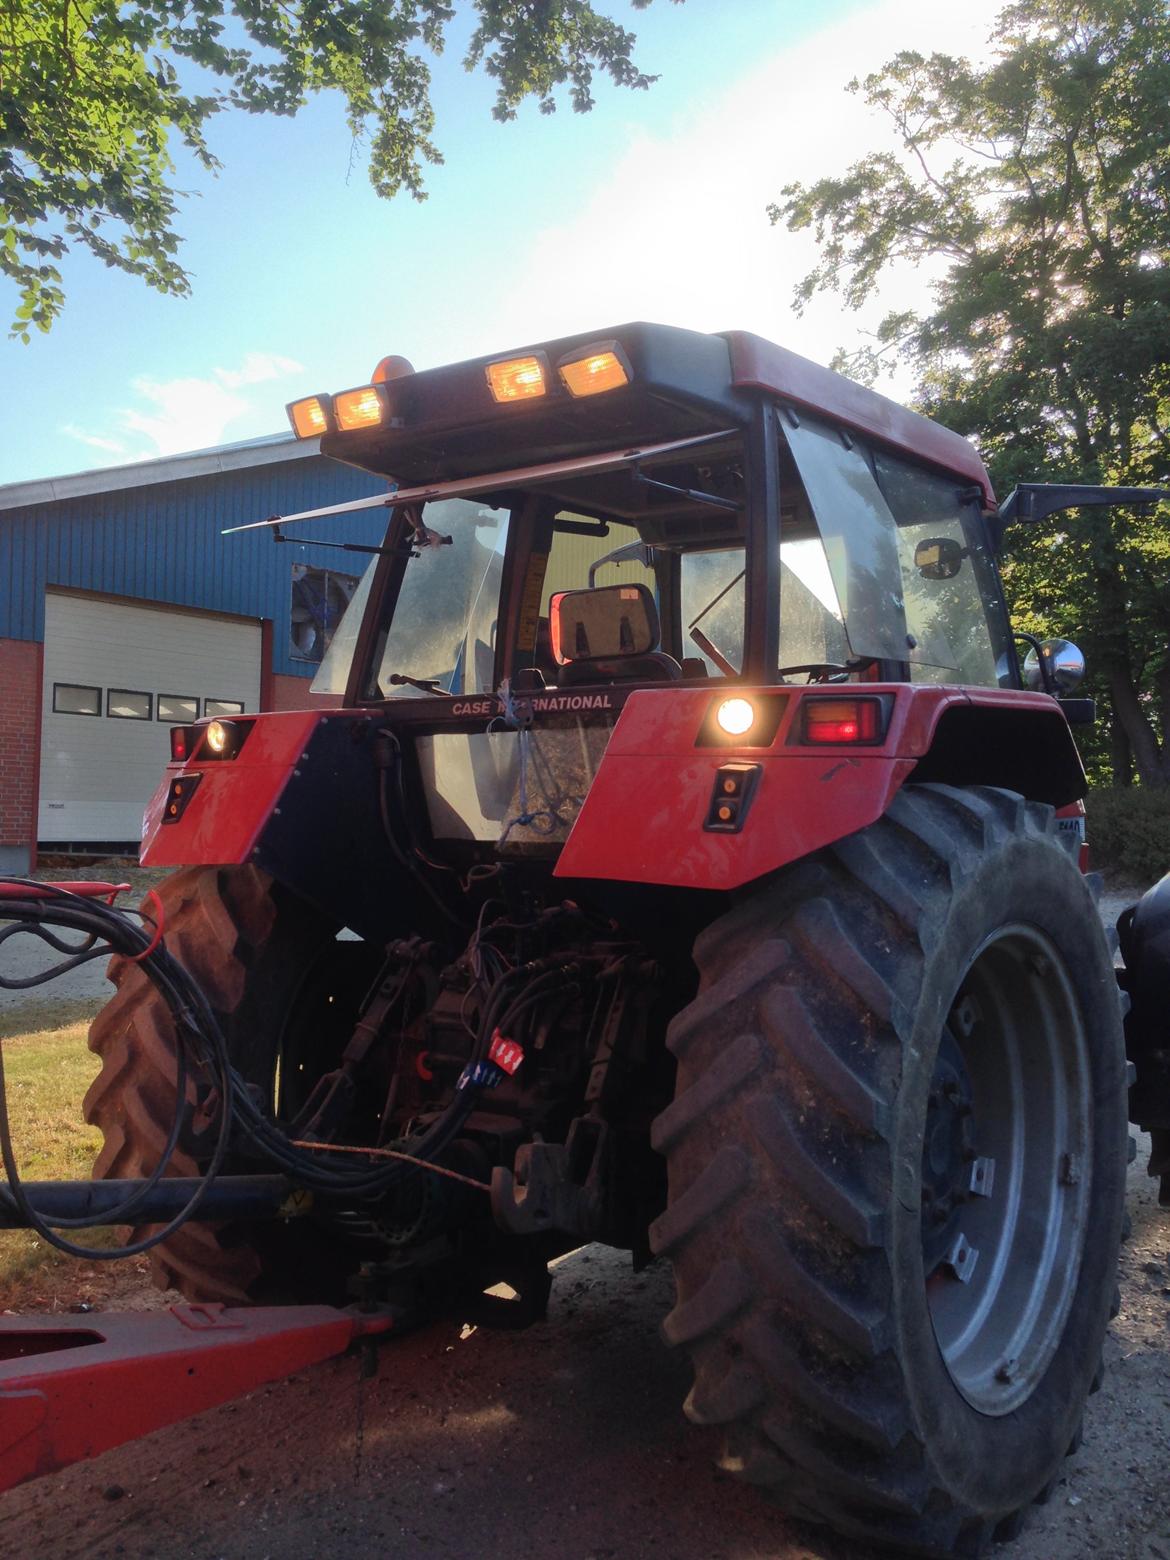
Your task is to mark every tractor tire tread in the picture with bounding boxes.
[652,784,1121,1556]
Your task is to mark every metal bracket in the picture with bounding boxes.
[490,1120,609,1239]
[993,482,1170,549]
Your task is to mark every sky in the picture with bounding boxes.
[0,0,1005,489]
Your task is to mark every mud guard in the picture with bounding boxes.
[556,685,1086,890]
[141,711,408,941]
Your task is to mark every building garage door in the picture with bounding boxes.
[39,591,262,847]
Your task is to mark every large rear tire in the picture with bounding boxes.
[85,866,369,1303]
[651,785,1127,1556]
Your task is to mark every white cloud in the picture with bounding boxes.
[60,424,128,456]
[60,350,306,465]
[215,351,304,390]
[120,374,252,455]
[477,0,1004,394]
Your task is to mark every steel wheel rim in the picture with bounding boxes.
[922,924,1092,1415]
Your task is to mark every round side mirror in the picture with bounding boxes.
[1023,638,1085,693]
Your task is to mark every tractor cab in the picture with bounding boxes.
[262,325,1022,865]
[295,323,1014,709]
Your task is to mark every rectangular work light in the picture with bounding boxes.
[557,342,632,398]
[486,354,549,403]
[333,384,387,431]
[287,396,332,439]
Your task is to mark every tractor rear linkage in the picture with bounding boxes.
[0,879,577,1493]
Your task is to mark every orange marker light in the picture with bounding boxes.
[288,396,330,439]
[334,385,385,431]
[558,345,631,397]
[486,355,548,402]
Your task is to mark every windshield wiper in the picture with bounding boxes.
[776,658,875,684]
[385,674,452,697]
[688,567,746,676]
[407,512,453,551]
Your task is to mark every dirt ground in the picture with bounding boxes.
[1,877,1168,1559]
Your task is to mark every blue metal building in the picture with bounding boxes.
[0,434,387,870]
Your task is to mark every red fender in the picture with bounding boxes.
[556,685,1081,890]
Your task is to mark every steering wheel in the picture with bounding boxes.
[777,663,849,685]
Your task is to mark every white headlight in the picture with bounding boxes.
[716,698,755,737]
[206,719,231,754]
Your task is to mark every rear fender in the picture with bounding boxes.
[142,711,323,866]
[142,710,406,940]
[555,685,1085,891]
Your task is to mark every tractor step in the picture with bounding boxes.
[0,1301,393,1493]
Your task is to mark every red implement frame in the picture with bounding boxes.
[0,881,130,901]
[0,1302,392,1493]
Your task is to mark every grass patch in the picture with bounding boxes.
[0,1021,118,1298]
[0,867,178,1307]
[0,994,107,1042]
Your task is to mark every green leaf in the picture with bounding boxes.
[3,0,678,330]
[772,0,1170,786]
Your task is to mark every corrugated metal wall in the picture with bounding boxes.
[0,455,388,679]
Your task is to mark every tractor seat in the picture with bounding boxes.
[558,652,681,686]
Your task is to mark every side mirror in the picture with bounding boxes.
[1023,638,1085,693]
[914,537,966,580]
[550,584,659,665]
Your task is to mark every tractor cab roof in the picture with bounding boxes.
[301,321,993,508]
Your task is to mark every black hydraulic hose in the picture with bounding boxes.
[0,919,114,986]
[376,735,465,929]
[0,883,235,1257]
[0,881,585,1249]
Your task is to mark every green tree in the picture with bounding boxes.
[1,0,676,339]
[771,0,1170,786]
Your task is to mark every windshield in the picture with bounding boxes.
[783,414,912,664]
[378,501,508,696]
[312,497,509,697]
[781,415,1004,681]
[682,550,745,675]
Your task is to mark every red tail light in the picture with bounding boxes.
[170,725,196,762]
[801,697,885,745]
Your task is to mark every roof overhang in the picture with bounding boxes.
[0,434,318,515]
[723,331,995,506]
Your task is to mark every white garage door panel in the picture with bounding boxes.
[39,592,261,843]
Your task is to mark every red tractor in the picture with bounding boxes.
[5,323,1170,1556]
